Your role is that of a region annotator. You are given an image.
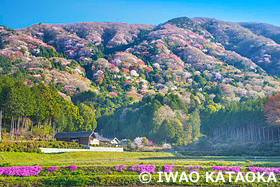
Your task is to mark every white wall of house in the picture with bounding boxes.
[40,147,123,153]
[89,147,123,152]
[90,139,100,145]
[110,139,119,144]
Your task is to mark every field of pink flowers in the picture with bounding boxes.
[0,164,280,178]
[0,164,280,186]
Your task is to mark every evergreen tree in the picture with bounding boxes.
[171,119,184,145]
[158,119,175,143]
[188,109,201,141]
[78,103,97,131]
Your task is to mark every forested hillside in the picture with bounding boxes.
[1,17,280,145]
[0,76,96,140]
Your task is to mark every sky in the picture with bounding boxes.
[1,0,280,29]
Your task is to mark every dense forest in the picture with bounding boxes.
[0,76,97,140]
[201,96,280,143]
[1,73,280,146]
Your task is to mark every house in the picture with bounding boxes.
[109,137,121,145]
[54,131,120,146]
[54,131,99,145]
[93,132,121,145]
[120,139,131,147]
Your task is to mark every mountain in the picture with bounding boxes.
[1,17,280,144]
[239,22,280,44]
[14,19,280,100]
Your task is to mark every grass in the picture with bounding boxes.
[1,152,280,186]
[1,151,280,168]
[0,151,174,166]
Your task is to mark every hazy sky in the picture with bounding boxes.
[1,0,280,29]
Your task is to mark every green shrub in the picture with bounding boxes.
[0,163,12,167]
[0,141,82,153]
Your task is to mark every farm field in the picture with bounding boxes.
[1,151,280,166]
[0,151,280,186]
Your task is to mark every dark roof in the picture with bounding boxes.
[93,132,111,142]
[54,131,115,142]
[54,131,94,139]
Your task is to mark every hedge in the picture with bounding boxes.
[0,141,83,153]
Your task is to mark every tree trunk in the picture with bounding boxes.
[0,111,2,141]
[262,127,266,142]
[252,126,255,142]
[267,127,270,142]
[14,118,16,139]
[271,127,274,142]
[17,116,20,134]
[243,126,246,142]
[3,115,6,133]
[278,127,280,143]
[22,117,25,130]
[236,127,239,140]
[10,116,14,138]
[52,122,55,142]
[258,127,261,143]
[31,121,33,132]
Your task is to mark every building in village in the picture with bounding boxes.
[54,131,120,146]
[93,132,121,145]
